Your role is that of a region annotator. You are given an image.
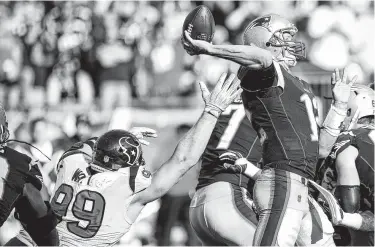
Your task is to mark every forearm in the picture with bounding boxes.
[319,102,348,158]
[148,111,218,199]
[206,44,272,69]
[340,211,374,231]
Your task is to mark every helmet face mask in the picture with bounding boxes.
[91,130,145,173]
[243,14,306,68]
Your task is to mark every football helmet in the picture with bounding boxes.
[344,84,375,130]
[91,129,145,172]
[242,14,306,67]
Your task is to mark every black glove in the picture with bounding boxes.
[219,151,246,174]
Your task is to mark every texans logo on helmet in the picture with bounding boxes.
[119,137,140,166]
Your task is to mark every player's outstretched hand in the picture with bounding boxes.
[181,30,212,56]
[129,127,158,146]
[331,67,358,108]
[200,72,243,116]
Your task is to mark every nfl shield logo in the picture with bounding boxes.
[103,156,110,163]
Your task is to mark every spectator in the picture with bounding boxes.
[96,2,136,111]
[46,53,95,107]
[0,35,23,110]
[70,114,93,143]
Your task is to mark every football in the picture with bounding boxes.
[182,5,215,43]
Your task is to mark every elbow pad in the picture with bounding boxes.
[334,185,361,213]
[322,104,347,137]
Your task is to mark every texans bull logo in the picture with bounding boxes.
[119,137,141,166]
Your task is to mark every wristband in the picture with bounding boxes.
[340,212,362,230]
[333,101,348,110]
[322,104,347,136]
[204,108,220,118]
[206,102,224,112]
[243,160,261,178]
[204,107,221,118]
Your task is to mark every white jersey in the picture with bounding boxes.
[51,139,152,247]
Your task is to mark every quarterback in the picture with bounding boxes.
[182,13,356,246]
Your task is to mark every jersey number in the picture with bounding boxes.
[300,94,319,141]
[216,105,246,149]
[51,183,106,238]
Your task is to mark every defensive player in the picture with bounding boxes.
[189,99,261,245]
[321,85,374,246]
[0,105,59,246]
[47,73,241,247]
[182,14,356,246]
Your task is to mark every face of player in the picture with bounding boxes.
[281,32,297,67]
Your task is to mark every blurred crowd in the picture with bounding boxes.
[0,0,373,246]
[0,1,373,110]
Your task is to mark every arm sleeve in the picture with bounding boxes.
[23,201,60,246]
[238,63,277,92]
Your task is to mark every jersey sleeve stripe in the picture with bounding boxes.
[273,61,285,89]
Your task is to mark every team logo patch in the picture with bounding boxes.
[103,155,110,163]
[142,169,151,178]
[72,168,86,182]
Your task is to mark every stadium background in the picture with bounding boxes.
[0,0,373,245]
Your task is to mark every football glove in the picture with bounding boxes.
[219,151,246,174]
[200,73,242,118]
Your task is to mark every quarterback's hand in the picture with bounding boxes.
[182,30,212,56]
[331,67,357,108]
[200,72,242,117]
[129,127,158,146]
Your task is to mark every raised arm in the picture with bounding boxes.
[319,68,357,158]
[182,31,273,69]
[126,73,242,222]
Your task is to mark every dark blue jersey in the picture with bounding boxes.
[197,102,262,190]
[240,62,319,179]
